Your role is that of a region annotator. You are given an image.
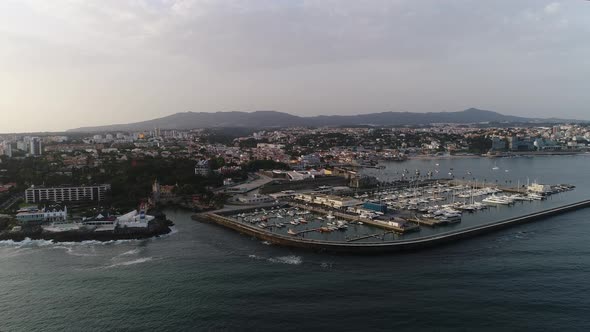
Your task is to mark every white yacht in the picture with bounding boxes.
[482,195,513,205]
[527,193,545,200]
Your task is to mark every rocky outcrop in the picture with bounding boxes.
[0,218,173,243]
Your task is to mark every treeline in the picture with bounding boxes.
[97,158,224,209]
[0,156,225,210]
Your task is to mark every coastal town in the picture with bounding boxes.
[0,122,586,244]
[4,1,590,330]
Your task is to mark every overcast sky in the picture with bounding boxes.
[1,0,589,132]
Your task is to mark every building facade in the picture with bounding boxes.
[25,184,111,203]
[195,160,211,176]
[1,142,12,157]
[508,136,535,151]
[16,206,67,223]
[30,137,43,156]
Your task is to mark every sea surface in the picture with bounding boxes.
[1,155,590,331]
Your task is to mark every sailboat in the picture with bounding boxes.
[492,162,500,171]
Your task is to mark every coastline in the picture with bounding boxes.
[0,218,173,243]
[405,151,588,161]
[406,154,479,160]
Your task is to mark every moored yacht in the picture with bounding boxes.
[482,195,514,205]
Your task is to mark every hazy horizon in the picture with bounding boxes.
[1,1,589,132]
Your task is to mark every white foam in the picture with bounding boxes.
[0,248,33,259]
[249,254,304,265]
[0,231,177,248]
[320,262,333,269]
[119,249,140,256]
[151,227,178,240]
[0,238,56,248]
[268,255,303,265]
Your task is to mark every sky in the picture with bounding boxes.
[1,0,589,133]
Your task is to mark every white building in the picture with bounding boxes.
[295,193,361,209]
[116,209,153,228]
[30,137,42,156]
[195,160,210,176]
[25,184,111,203]
[16,206,67,223]
[16,141,28,151]
[1,142,11,157]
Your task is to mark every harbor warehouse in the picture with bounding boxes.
[25,185,111,203]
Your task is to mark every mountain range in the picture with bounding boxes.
[68,108,582,132]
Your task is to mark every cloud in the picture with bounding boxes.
[1,0,590,132]
[4,0,582,69]
[544,2,561,15]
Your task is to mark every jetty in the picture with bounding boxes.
[195,199,590,253]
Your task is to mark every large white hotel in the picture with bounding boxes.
[25,184,111,203]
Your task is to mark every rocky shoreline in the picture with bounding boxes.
[0,218,173,243]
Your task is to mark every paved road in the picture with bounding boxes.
[226,173,274,193]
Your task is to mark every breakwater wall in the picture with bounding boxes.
[195,199,590,253]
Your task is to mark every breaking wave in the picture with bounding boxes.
[118,249,141,256]
[268,255,303,265]
[0,229,178,249]
[0,238,57,248]
[104,257,154,269]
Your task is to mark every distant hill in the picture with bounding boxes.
[68,108,582,132]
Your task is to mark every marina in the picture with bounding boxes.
[199,199,590,253]
[197,170,579,252]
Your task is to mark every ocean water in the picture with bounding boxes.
[1,155,590,331]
